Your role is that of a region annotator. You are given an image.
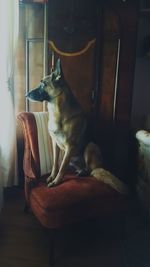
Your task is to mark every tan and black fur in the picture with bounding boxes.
[26,59,129,194]
[26,59,99,186]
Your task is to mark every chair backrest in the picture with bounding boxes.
[33,112,53,176]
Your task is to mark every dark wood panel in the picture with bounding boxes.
[54,43,95,116]
[48,0,97,53]
[94,1,139,182]
[48,0,99,117]
[98,7,120,129]
[114,6,139,129]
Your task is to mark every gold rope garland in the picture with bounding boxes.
[48,39,96,57]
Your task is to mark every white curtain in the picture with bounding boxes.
[0,0,19,210]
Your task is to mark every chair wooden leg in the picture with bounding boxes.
[48,229,56,266]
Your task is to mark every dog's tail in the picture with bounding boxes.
[84,142,129,195]
[91,168,129,195]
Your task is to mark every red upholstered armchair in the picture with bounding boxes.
[17,111,130,266]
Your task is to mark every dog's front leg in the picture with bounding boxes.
[47,146,73,187]
[47,138,59,183]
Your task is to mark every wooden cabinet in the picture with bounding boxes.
[47,0,139,184]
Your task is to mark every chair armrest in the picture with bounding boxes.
[136,130,150,146]
[17,112,41,179]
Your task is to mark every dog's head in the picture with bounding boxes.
[26,58,65,102]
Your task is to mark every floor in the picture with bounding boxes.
[0,187,150,267]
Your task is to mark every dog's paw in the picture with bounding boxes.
[46,175,54,183]
[47,177,62,187]
[47,169,59,183]
[47,180,58,187]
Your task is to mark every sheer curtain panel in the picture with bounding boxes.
[0,0,19,210]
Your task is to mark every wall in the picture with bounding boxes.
[131,11,150,130]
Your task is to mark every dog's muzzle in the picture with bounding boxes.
[26,86,50,102]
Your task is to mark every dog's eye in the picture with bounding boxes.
[41,81,47,86]
[40,82,46,88]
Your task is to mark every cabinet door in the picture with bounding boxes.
[96,0,139,182]
[48,0,98,118]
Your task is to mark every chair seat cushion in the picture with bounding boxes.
[29,175,129,228]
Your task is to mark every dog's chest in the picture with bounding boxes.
[47,104,66,148]
[47,103,60,129]
[48,122,66,150]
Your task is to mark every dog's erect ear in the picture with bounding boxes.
[55,58,61,75]
[53,58,64,83]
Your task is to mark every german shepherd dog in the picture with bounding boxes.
[26,59,128,194]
